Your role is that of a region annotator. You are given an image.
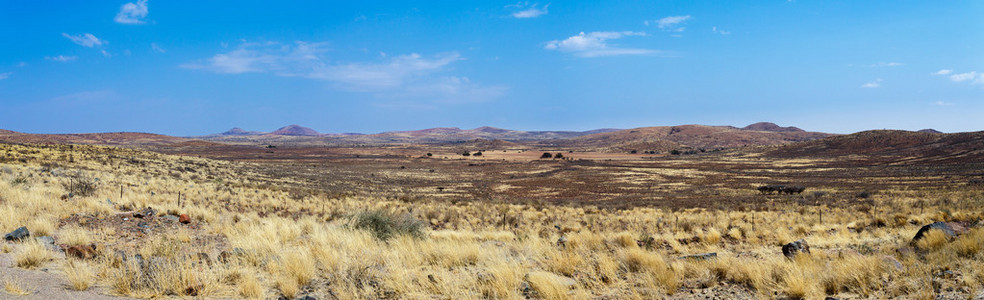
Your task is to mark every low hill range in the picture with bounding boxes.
[3,123,982,165]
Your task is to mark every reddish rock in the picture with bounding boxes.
[66,244,98,259]
[179,214,191,224]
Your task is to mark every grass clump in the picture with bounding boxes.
[14,239,53,269]
[351,209,425,241]
[3,277,30,296]
[64,260,95,291]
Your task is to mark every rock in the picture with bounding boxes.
[911,222,967,245]
[162,215,179,223]
[883,255,904,271]
[519,281,532,294]
[782,239,810,259]
[66,244,98,259]
[184,284,204,296]
[680,252,718,261]
[219,248,247,263]
[556,236,568,247]
[179,214,191,224]
[134,207,156,218]
[297,296,316,300]
[137,221,149,228]
[4,226,30,241]
[36,236,57,250]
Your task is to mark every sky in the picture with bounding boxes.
[0,1,982,135]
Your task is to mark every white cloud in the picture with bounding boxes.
[712,26,730,35]
[933,100,954,106]
[62,33,106,47]
[861,78,882,88]
[46,55,78,62]
[949,71,978,82]
[867,62,903,67]
[649,15,691,32]
[934,69,984,87]
[182,41,503,101]
[507,2,548,18]
[151,43,166,53]
[115,0,149,24]
[0,72,11,80]
[544,31,657,57]
[101,50,112,57]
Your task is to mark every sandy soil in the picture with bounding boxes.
[0,252,130,299]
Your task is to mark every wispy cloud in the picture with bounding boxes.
[62,33,106,48]
[507,2,548,19]
[861,78,882,88]
[0,72,11,80]
[646,15,691,32]
[949,71,978,82]
[151,43,166,53]
[544,31,657,57]
[932,69,984,87]
[115,0,149,24]
[933,100,954,106]
[46,55,78,62]
[182,41,504,102]
[712,26,730,35]
[866,62,903,67]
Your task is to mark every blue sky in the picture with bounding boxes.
[1,1,982,135]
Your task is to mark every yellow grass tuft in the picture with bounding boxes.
[58,226,93,246]
[525,271,573,300]
[14,239,53,269]
[915,229,949,251]
[3,277,31,296]
[63,259,95,291]
[238,271,264,299]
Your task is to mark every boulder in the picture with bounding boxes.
[882,255,904,271]
[782,239,810,259]
[66,244,98,259]
[134,207,156,218]
[4,226,30,241]
[911,222,968,245]
[36,236,57,250]
[162,215,179,223]
[179,214,191,224]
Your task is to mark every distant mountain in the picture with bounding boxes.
[219,127,264,136]
[0,130,194,147]
[562,124,832,152]
[917,129,943,134]
[741,122,805,132]
[196,126,621,145]
[270,125,320,136]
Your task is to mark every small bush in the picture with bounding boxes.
[541,152,553,159]
[352,210,425,240]
[63,173,99,197]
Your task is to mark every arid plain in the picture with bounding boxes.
[0,123,982,299]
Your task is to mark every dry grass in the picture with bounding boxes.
[63,259,95,291]
[14,239,53,269]
[236,271,264,299]
[58,225,93,246]
[2,277,31,296]
[0,142,982,299]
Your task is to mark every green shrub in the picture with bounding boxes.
[351,210,425,241]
